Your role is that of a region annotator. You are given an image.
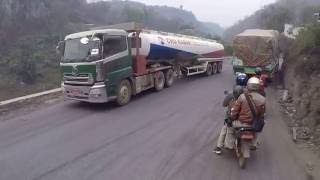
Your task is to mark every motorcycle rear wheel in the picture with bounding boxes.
[239,156,246,169]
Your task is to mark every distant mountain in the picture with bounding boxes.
[86,0,223,36]
[201,22,224,36]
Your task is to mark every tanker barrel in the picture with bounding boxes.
[91,22,144,32]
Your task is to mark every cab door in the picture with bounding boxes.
[102,35,132,96]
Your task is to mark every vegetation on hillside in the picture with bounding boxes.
[283,22,320,145]
[224,0,320,43]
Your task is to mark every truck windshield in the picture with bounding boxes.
[62,38,100,62]
[103,36,127,58]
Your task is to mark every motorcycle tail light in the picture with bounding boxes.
[240,132,255,140]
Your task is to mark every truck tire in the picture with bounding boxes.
[205,63,213,76]
[116,80,132,106]
[165,69,175,88]
[217,62,223,73]
[212,63,218,74]
[154,71,165,91]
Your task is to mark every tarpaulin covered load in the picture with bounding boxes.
[233,29,280,67]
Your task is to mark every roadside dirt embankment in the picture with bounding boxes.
[282,36,320,150]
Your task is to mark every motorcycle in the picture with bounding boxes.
[234,126,256,169]
[222,89,256,169]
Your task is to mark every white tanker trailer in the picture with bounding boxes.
[127,29,225,76]
[130,31,224,61]
[59,22,225,105]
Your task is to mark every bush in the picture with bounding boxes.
[290,23,320,56]
[0,35,60,92]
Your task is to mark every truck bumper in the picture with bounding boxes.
[62,82,109,103]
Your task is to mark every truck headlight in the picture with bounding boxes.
[89,88,103,97]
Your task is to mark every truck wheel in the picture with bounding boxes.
[116,80,132,106]
[154,71,165,91]
[217,62,223,73]
[165,69,175,88]
[205,63,213,76]
[212,63,218,74]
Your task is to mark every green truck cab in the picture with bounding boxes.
[58,29,133,105]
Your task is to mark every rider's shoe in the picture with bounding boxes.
[213,147,222,155]
[250,145,257,151]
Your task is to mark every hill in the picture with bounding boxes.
[224,0,320,43]
[202,22,224,36]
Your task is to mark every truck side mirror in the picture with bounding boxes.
[56,41,65,55]
[89,38,101,58]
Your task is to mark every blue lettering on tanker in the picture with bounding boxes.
[158,37,165,45]
[148,43,196,60]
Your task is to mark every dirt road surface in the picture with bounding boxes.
[0,62,310,180]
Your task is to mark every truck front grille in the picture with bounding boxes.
[64,73,94,85]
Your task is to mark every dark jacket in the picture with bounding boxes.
[223,93,236,123]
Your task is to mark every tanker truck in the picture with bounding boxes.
[57,22,224,106]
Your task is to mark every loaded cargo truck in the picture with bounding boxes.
[232,29,280,81]
[57,22,224,106]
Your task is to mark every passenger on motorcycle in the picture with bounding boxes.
[213,86,244,155]
[231,77,266,149]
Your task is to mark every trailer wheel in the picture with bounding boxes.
[217,62,223,73]
[205,63,213,76]
[154,71,165,91]
[116,80,132,106]
[165,69,175,88]
[212,63,218,74]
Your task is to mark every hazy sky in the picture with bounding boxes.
[130,0,277,27]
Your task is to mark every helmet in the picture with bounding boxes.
[236,73,248,86]
[255,67,262,76]
[247,77,260,91]
[233,85,244,99]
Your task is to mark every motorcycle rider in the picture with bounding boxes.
[254,67,268,84]
[235,73,248,87]
[231,77,266,149]
[253,67,267,96]
[213,86,244,154]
